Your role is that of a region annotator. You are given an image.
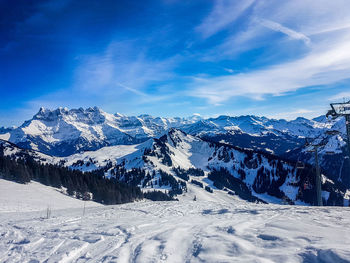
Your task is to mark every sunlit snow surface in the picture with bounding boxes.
[0,180,101,213]
[1,180,350,262]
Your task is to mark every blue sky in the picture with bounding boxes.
[1,0,350,126]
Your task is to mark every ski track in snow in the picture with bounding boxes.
[1,197,350,262]
[1,179,349,262]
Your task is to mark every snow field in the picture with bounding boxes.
[1,180,350,262]
[0,179,101,213]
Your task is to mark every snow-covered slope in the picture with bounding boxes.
[1,126,348,206]
[0,179,101,212]
[0,139,57,164]
[64,142,150,171]
[184,115,350,187]
[59,129,347,206]
[1,192,349,262]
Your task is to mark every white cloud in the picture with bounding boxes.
[329,92,350,102]
[116,83,148,97]
[74,41,179,102]
[196,0,255,39]
[18,40,182,117]
[198,0,350,60]
[190,33,350,104]
[199,24,265,61]
[267,109,315,120]
[223,68,234,73]
[258,19,310,45]
[190,0,350,105]
[258,0,350,36]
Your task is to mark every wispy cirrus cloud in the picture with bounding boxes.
[257,18,311,45]
[189,0,350,106]
[190,34,350,104]
[18,39,182,118]
[195,0,255,39]
[3,0,350,125]
[74,41,180,103]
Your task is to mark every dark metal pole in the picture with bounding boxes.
[314,146,323,206]
[344,115,350,192]
[346,115,350,159]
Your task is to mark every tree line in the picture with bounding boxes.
[0,154,143,205]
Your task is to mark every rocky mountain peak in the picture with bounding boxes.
[32,106,108,124]
[33,107,69,121]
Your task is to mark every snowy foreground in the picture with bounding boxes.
[1,180,350,262]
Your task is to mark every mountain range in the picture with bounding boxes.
[0,107,349,205]
[0,107,341,155]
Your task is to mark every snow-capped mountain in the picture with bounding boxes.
[1,107,349,189]
[182,115,329,137]
[183,115,350,187]
[0,107,200,156]
[181,115,335,156]
[0,107,136,156]
[0,107,333,157]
